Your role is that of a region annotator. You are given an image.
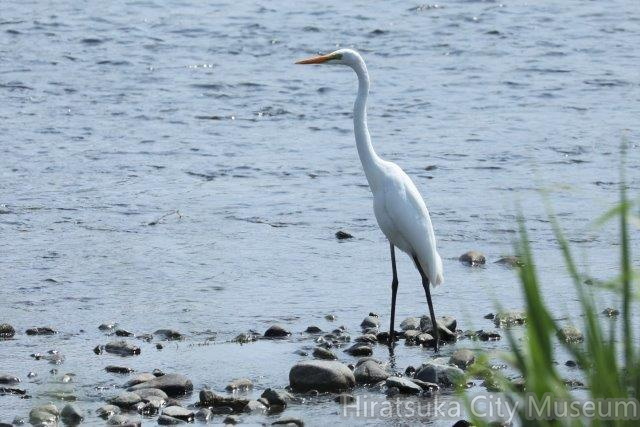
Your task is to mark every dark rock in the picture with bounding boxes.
[195,408,212,421]
[128,373,193,397]
[105,365,134,374]
[355,334,377,344]
[405,366,416,376]
[264,324,291,338]
[157,415,185,425]
[493,311,526,327]
[557,326,583,343]
[603,307,620,317]
[261,388,293,408]
[459,251,485,265]
[136,333,153,342]
[353,360,389,384]
[106,414,141,426]
[156,343,164,350]
[410,378,439,392]
[0,386,26,396]
[154,329,184,341]
[450,349,475,370]
[0,324,15,339]
[289,360,355,392]
[109,391,142,408]
[162,406,194,422]
[476,330,501,341]
[93,345,103,355]
[385,377,422,394]
[335,231,353,239]
[225,378,253,392]
[60,404,83,425]
[115,329,134,337]
[324,314,337,321]
[452,421,473,427]
[305,326,322,333]
[386,386,400,397]
[272,417,305,427]
[360,315,380,329]
[400,317,420,331]
[484,313,495,320]
[96,404,120,419]
[312,347,337,360]
[565,360,578,368]
[199,390,249,413]
[334,393,355,404]
[223,415,239,424]
[105,341,141,356]
[124,373,156,387]
[404,329,420,345]
[495,256,523,268]
[414,362,464,386]
[99,323,117,331]
[0,374,20,385]
[344,343,372,356]
[26,327,57,336]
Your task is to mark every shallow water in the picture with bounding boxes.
[1,0,639,425]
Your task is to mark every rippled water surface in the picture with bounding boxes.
[1,0,639,424]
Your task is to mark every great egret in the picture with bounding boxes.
[296,49,444,351]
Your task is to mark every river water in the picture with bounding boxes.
[1,0,639,425]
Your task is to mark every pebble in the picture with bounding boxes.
[289,360,355,392]
[450,349,476,370]
[312,346,337,360]
[225,378,253,392]
[128,373,192,397]
[264,324,291,338]
[0,324,15,339]
[459,250,486,265]
[105,340,141,356]
[386,376,422,394]
[25,326,57,336]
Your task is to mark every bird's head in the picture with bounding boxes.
[295,48,363,68]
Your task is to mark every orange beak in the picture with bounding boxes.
[295,53,334,64]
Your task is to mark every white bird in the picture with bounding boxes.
[296,49,444,351]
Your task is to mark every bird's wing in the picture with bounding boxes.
[381,162,444,286]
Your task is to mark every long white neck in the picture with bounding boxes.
[351,59,383,190]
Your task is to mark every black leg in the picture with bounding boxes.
[389,243,398,347]
[413,256,439,352]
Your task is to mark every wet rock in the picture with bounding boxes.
[404,329,420,345]
[225,378,253,392]
[312,346,337,360]
[0,374,20,385]
[128,373,193,397]
[60,404,83,425]
[603,307,620,317]
[353,360,389,384]
[0,386,26,396]
[355,333,377,344]
[154,329,184,341]
[157,415,185,425]
[105,365,134,374]
[272,417,305,427]
[493,311,527,327]
[495,256,522,268]
[459,251,485,265]
[99,322,117,331]
[195,408,212,422]
[400,317,420,331]
[335,230,353,239]
[244,400,267,414]
[156,343,164,350]
[264,324,291,338]
[96,405,120,419]
[386,377,422,394]
[106,414,141,426]
[138,395,164,415]
[162,406,194,422]
[386,386,400,397]
[26,327,57,336]
[124,373,156,387]
[135,388,168,399]
[29,404,59,426]
[376,331,395,344]
[261,388,293,408]
[360,315,380,329]
[105,340,141,356]
[450,349,475,370]
[199,390,250,413]
[344,343,372,357]
[415,362,464,387]
[475,330,501,341]
[137,333,153,342]
[558,325,584,343]
[305,326,322,333]
[0,323,15,339]
[334,393,355,404]
[324,314,337,321]
[109,391,142,408]
[484,313,495,319]
[419,317,456,342]
[417,333,435,346]
[410,378,439,392]
[115,329,134,337]
[223,415,239,424]
[289,360,355,392]
[452,421,473,427]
